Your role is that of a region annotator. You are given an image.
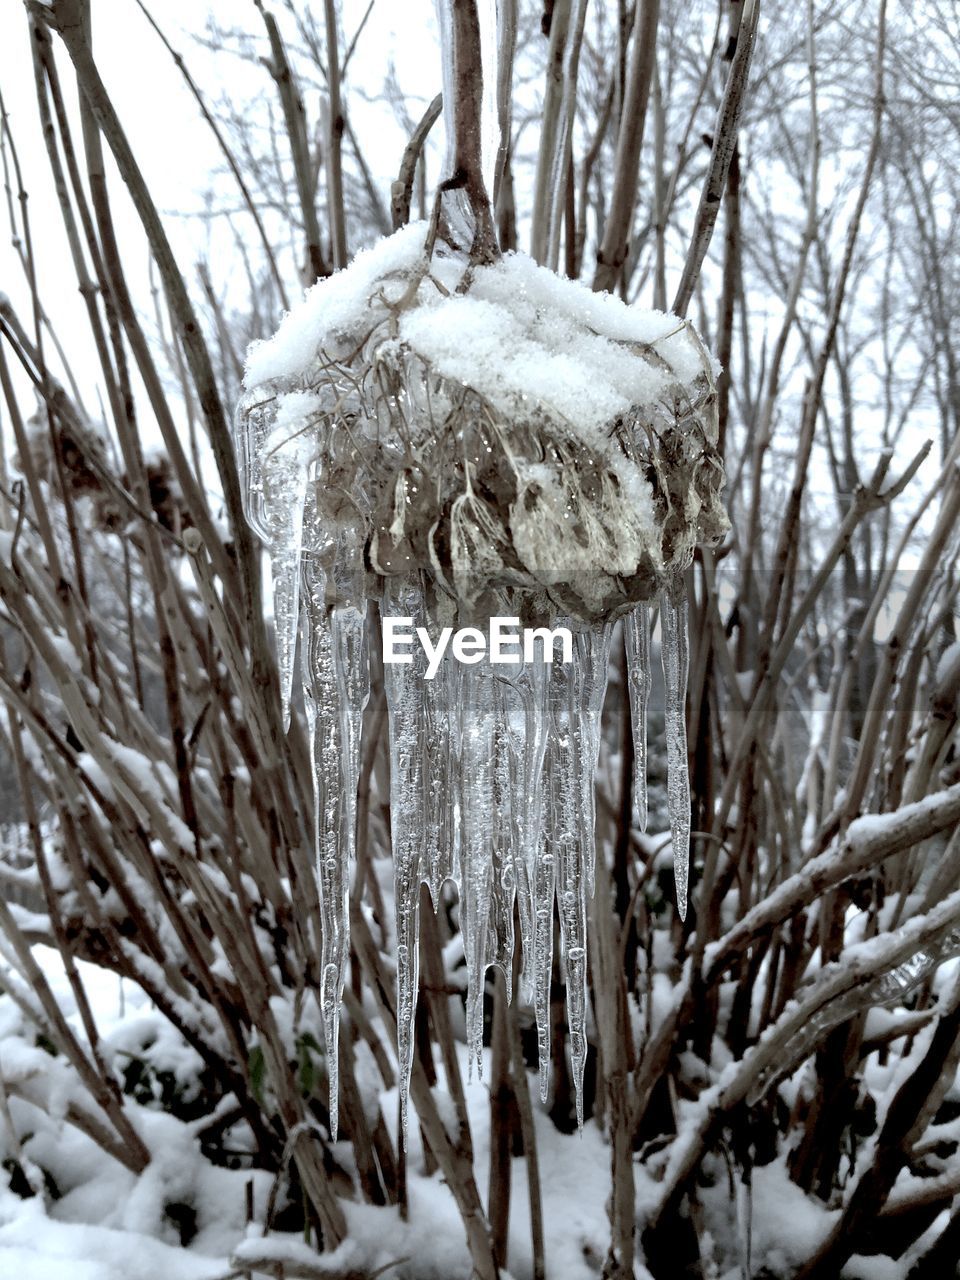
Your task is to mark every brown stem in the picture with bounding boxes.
[437,0,499,263]
[593,0,660,294]
[671,0,760,316]
[392,94,443,230]
[253,0,330,283]
[323,0,348,269]
[131,0,289,309]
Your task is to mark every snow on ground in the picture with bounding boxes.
[0,948,616,1279]
[370,1061,616,1280]
[0,1190,225,1280]
[3,945,921,1279]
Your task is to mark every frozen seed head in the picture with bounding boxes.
[237,223,727,622]
[234,229,706,1138]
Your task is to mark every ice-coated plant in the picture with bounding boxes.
[233,0,727,1136]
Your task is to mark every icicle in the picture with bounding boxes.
[549,641,590,1129]
[332,537,370,873]
[262,411,317,731]
[576,622,613,898]
[531,780,557,1103]
[234,384,273,543]
[660,585,691,919]
[272,548,303,733]
[514,659,549,1010]
[300,557,349,1138]
[457,659,497,1077]
[332,602,368,859]
[487,674,518,982]
[382,576,426,1142]
[625,603,652,832]
[519,650,563,1100]
[422,651,459,905]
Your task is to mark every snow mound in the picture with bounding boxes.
[246,224,710,440]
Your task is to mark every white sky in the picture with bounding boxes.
[0,0,441,409]
[0,1,944,560]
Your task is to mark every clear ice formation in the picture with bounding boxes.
[660,591,691,920]
[746,925,960,1108]
[234,221,724,1137]
[625,604,652,834]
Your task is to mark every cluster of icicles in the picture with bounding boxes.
[234,236,725,1140]
[240,514,691,1138]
